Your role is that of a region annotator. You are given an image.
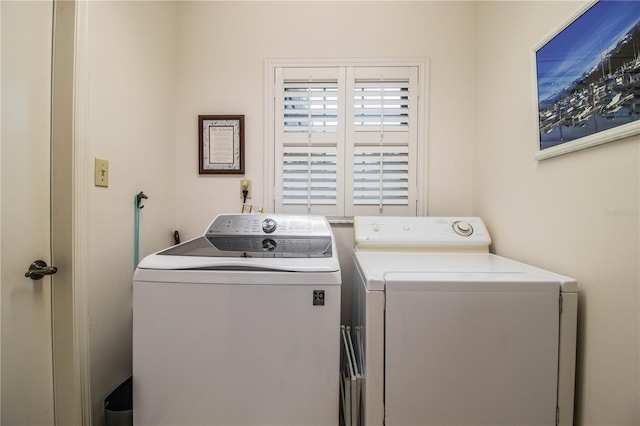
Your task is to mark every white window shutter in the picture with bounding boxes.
[271,62,422,218]
[345,67,419,216]
[274,67,345,216]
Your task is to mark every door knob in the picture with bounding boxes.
[25,260,58,280]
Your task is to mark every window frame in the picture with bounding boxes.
[264,58,428,221]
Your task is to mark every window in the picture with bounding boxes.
[265,59,427,218]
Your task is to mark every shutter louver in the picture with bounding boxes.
[284,83,338,133]
[282,146,337,206]
[353,146,409,205]
[354,82,410,132]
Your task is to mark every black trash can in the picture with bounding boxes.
[104,377,132,426]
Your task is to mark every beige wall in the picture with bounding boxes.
[173,0,477,325]
[84,2,177,423]
[474,2,640,425]
[173,1,477,240]
[80,1,639,425]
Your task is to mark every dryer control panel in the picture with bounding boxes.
[354,216,491,252]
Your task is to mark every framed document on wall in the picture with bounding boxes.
[199,115,244,174]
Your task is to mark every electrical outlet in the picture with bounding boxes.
[240,179,252,200]
[94,158,109,187]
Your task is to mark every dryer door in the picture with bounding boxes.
[383,272,560,426]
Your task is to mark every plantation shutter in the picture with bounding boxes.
[272,64,420,217]
[345,67,418,216]
[274,67,345,216]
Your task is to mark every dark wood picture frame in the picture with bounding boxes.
[198,115,244,174]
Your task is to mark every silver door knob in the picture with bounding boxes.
[25,260,58,280]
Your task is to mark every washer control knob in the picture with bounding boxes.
[452,221,473,236]
[262,218,277,234]
[372,223,380,232]
[262,239,277,252]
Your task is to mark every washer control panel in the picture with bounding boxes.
[189,213,335,257]
[354,216,491,252]
[207,214,328,237]
[161,214,334,258]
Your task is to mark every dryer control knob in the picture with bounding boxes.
[262,218,277,234]
[452,221,473,236]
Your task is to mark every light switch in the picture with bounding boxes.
[94,158,109,187]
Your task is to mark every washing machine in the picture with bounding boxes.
[352,216,578,426]
[133,213,341,426]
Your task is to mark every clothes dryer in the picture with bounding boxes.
[133,214,341,426]
[353,216,577,426]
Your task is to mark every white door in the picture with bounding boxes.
[1,1,56,424]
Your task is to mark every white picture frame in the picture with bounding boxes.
[532,0,640,160]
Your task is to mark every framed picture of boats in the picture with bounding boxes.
[533,0,640,160]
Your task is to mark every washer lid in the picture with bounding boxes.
[136,250,340,273]
[158,235,332,258]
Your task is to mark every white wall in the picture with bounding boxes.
[84,2,177,424]
[474,2,640,425]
